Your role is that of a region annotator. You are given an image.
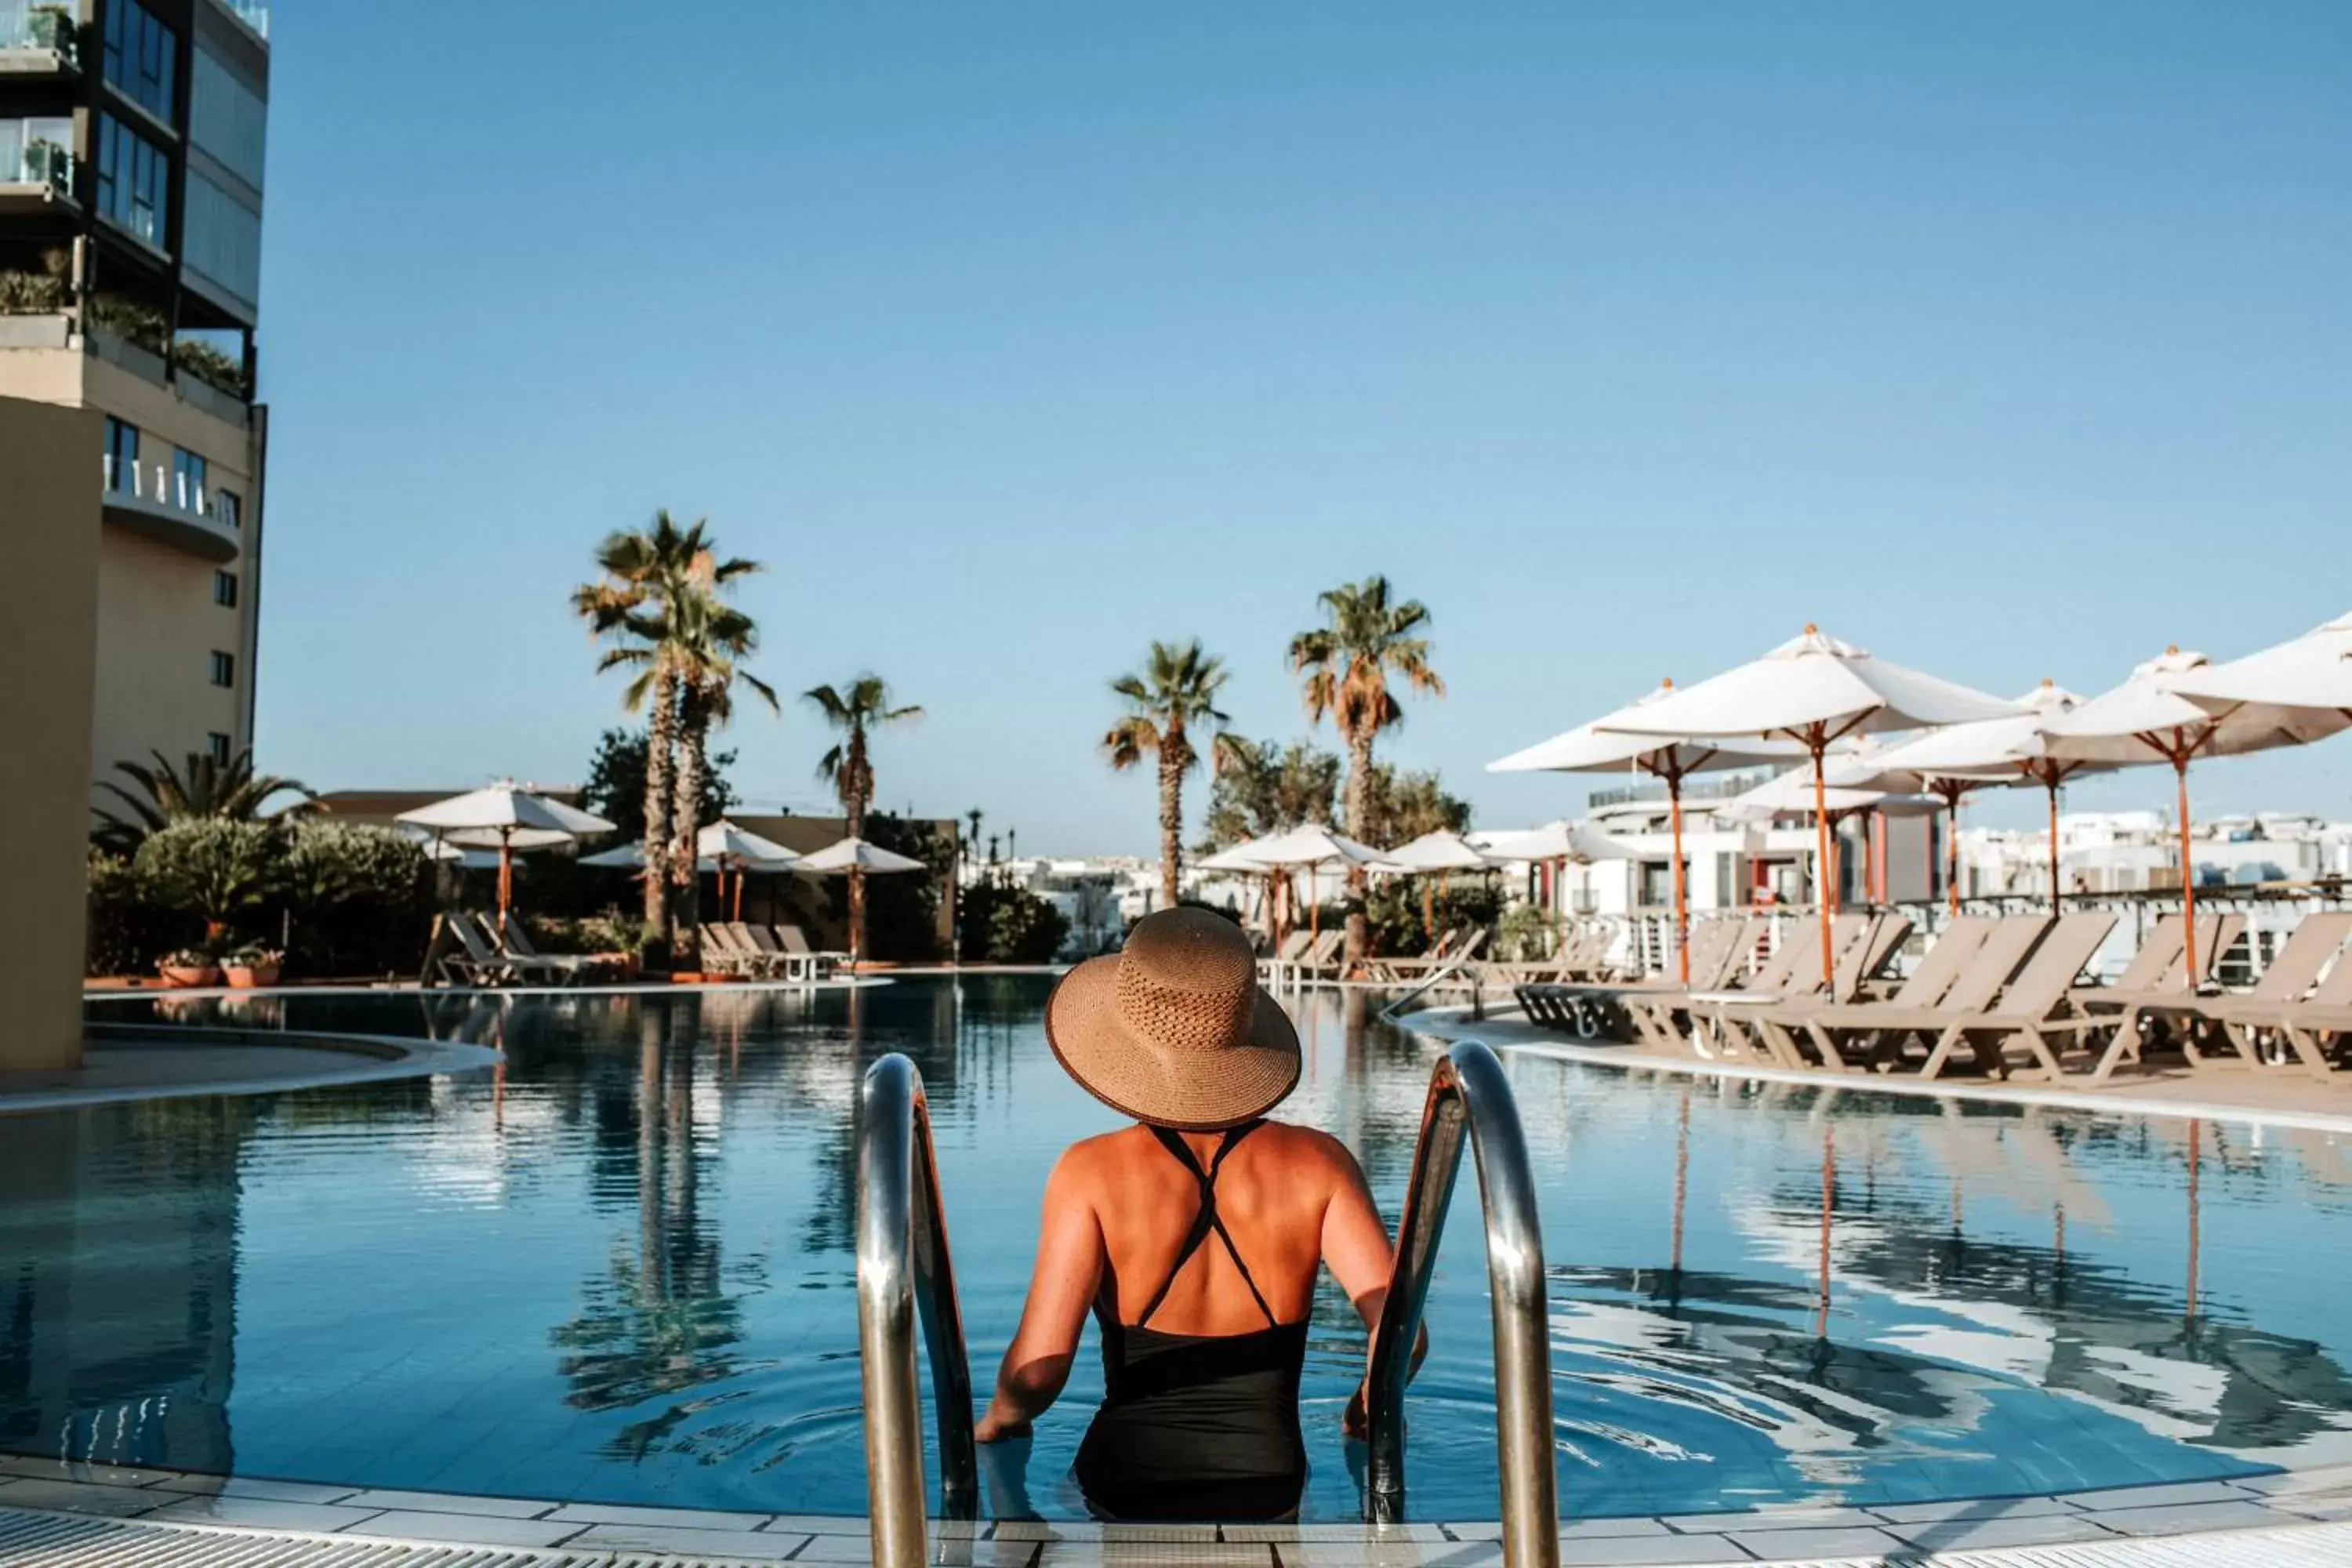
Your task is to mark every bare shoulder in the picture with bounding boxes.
[1252,1120,1368,1186]
[1047,1127,1149,1193]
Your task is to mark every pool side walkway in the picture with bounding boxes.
[4,1458,2352,1566]
[1407,1005,2352,1134]
[0,1022,500,1116]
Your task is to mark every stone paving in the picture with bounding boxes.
[5,1454,2352,1564]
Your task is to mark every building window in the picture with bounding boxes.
[95,113,170,247]
[173,448,208,514]
[209,650,234,688]
[104,416,140,492]
[103,0,177,122]
[206,731,231,765]
[212,569,238,608]
[215,488,241,531]
[184,172,263,310]
[191,46,267,192]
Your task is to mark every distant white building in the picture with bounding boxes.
[1957,810,2352,898]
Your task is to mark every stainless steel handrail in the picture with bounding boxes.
[1363,1040,1559,1568]
[856,1052,979,1568]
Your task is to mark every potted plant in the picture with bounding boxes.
[157,947,221,989]
[223,943,283,989]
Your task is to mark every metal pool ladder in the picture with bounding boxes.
[856,1052,978,1568]
[1364,1039,1560,1568]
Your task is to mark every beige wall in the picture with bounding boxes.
[0,396,103,1073]
[0,328,260,786]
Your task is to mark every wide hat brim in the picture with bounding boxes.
[1044,954,1301,1130]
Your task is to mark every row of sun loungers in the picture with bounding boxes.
[428,910,844,988]
[698,921,845,982]
[1510,906,2352,1083]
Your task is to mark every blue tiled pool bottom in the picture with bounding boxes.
[13,979,2352,1520]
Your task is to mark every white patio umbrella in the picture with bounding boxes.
[1869,681,2103,913]
[2037,645,2350,979]
[1603,626,2021,989]
[794,837,930,963]
[698,820,803,921]
[579,841,722,873]
[1718,768,1939,909]
[1469,821,1639,864]
[1380,829,1501,940]
[2173,609,2352,718]
[1203,824,1386,945]
[1490,679,1806,981]
[397,782,615,928]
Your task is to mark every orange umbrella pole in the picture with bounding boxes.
[1810,742,1836,992]
[1944,785,1962,917]
[1668,772,1690,985]
[497,832,514,934]
[2047,775,2063,911]
[2176,755,2198,981]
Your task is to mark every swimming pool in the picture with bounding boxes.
[13,978,2352,1524]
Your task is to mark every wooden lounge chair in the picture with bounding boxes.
[1294,929,1345,982]
[1748,916,1993,1069]
[727,922,806,981]
[1763,915,2050,1074]
[1626,920,1820,1056]
[1518,916,1756,1040]
[774,923,847,980]
[2072,912,2251,1080]
[2264,959,2352,1080]
[1700,913,1914,1065]
[496,916,605,985]
[1364,926,1465,984]
[1257,930,1312,985]
[441,909,569,987]
[1908,912,2120,1080]
[2142,913,2352,1076]
[697,924,771,977]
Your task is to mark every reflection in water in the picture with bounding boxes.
[9,981,2352,1519]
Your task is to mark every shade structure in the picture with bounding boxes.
[1870,681,2103,913]
[1718,768,1938,910]
[2172,609,2352,717]
[1470,821,1639,865]
[396,782,615,928]
[1490,679,1806,980]
[699,819,801,866]
[1603,626,2022,989]
[579,841,722,873]
[794,836,929,963]
[2036,646,2349,978]
[1381,829,1501,872]
[1221,823,1388,869]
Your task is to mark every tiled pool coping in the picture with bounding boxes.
[4,1456,2351,1564]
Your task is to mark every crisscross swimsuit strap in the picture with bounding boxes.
[1131,1120,1278,1330]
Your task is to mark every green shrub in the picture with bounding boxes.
[957,877,1070,964]
[281,823,433,976]
[85,849,197,975]
[132,818,282,948]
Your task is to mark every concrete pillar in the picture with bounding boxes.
[0,396,102,1073]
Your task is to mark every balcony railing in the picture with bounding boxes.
[101,454,240,561]
[212,0,268,41]
[0,129,74,200]
[0,4,78,65]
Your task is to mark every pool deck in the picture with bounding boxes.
[1409,1004,2352,1134]
[0,1022,501,1116]
[2,1457,2350,1566]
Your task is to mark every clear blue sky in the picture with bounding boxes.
[252,2,2352,852]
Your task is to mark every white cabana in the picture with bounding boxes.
[397,782,616,927]
[1604,626,2020,989]
[1490,679,1802,980]
[2038,645,2348,977]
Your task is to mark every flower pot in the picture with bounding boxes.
[224,964,279,989]
[159,964,221,989]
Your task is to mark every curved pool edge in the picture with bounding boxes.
[1409,1006,2352,1137]
[2,1457,2350,1563]
[0,1022,501,1116]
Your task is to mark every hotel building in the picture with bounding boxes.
[1,0,270,785]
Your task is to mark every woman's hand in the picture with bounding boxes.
[1342,1384,1370,1443]
[975,1407,1033,1445]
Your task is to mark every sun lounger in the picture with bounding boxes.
[1748,916,1994,1069]
[1515,916,1755,1040]
[2125,913,2352,1077]
[1908,912,2120,1080]
[773,923,847,980]
[695,924,763,976]
[496,916,606,984]
[1295,929,1345,981]
[727,922,809,981]
[1758,915,2046,1075]
[439,909,570,987]
[1258,930,1312,985]
[2071,913,2250,1079]
[1696,913,1913,1065]
[2264,959,2352,1080]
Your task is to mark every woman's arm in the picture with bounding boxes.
[1317,1138,1427,1439]
[976,1149,1104,1442]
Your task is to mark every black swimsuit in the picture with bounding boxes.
[1073,1122,1311,1522]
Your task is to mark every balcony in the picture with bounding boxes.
[102,454,241,563]
[0,121,75,213]
[209,0,268,42]
[0,3,77,74]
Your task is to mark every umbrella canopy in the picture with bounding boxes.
[1868,681,2103,911]
[396,782,616,927]
[395,783,615,837]
[1381,829,1501,873]
[1603,626,2020,988]
[2038,647,2349,976]
[579,842,722,873]
[1217,823,1387,869]
[2172,610,2352,718]
[795,836,928,875]
[1719,771,1912,821]
[1471,822,1639,863]
[1490,679,1806,982]
[698,819,802,866]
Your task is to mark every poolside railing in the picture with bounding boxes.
[1363,1039,1559,1568]
[855,1052,978,1568]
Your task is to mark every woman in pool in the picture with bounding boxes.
[973,907,1403,1522]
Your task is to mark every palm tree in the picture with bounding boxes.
[666,589,777,960]
[805,675,924,962]
[93,747,313,855]
[1288,575,1444,971]
[1103,639,1231,911]
[574,512,760,949]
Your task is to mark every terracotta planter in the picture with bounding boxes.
[158,964,222,989]
[223,964,280,989]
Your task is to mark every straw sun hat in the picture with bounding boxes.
[1046,908,1301,1130]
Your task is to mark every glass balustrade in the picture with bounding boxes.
[0,2,77,63]
[1,118,74,197]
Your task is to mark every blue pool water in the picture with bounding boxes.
[10,978,2352,1522]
